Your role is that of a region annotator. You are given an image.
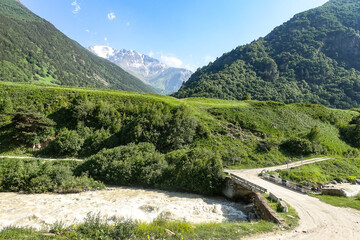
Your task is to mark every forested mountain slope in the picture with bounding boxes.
[0,0,154,93]
[174,0,360,109]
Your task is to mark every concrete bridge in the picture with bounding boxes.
[222,172,267,201]
[224,157,332,200]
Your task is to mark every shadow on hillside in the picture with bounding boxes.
[47,107,75,130]
[0,124,19,154]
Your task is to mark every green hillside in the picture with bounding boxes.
[0,81,358,166]
[174,0,360,109]
[0,0,154,93]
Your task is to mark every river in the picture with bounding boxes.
[0,187,250,230]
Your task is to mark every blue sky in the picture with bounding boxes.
[20,0,328,71]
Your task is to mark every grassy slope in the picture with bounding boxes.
[311,194,360,211]
[276,158,360,211]
[277,158,360,184]
[0,81,358,168]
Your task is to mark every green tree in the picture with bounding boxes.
[52,128,84,156]
[11,108,55,145]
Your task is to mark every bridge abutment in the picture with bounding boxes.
[222,177,255,202]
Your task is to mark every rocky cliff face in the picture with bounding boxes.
[89,46,192,94]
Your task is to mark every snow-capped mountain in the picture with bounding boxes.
[88,46,192,94]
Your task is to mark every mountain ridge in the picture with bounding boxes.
[89,45,192,94]
[0,0,154,93]
[174,0,360,109]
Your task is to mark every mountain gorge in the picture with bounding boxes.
[174,0,360,109]
[89,46,192,94]
[0,0,154,93]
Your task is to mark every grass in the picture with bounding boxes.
[274,158,360,211]
[310,194,360,211]
[277,158,360,185]
[0,217,287,240]
[265,195,300,229]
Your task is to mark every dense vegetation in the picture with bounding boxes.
[76,143,223,195]
[0,82,359,193]
[174,0,360,109]
[0,0,154,93]
[0,158,104,193]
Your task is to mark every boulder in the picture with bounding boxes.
[354,179,360,185]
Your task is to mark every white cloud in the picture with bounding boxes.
[108,12,116,20]
[71,0,81,14]
[160,55,184,68]
[126,22,131,26]
[85,29,90,33]
[104,37,108,41]
[183,64,198,72]
[148,51,154,57]
[204,55,215,63]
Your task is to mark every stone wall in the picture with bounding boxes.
[321,187,347,197]
[253,193,286,225]
[261,172,311,193]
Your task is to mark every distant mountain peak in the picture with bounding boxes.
[89,45,192,94]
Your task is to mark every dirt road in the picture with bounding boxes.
[0,155,83,162]
[227,157,360,240]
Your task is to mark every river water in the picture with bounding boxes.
[0,187,249,230]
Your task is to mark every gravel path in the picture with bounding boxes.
[0,155,83,162]
[227,157,360,240]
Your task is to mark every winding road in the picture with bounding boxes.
[227,157,360,240]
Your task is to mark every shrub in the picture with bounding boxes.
[280,137,313,155]
[347,176,357,183]
[163,148,224,195]
[52,128,84,156]
[80,128,112,157]
[0,159,104,193]
[77,143,167,187]
[307,125,321,142]
[77,143,225,195]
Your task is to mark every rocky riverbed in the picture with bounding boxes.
[0,187,250,230]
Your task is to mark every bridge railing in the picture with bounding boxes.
[229,173,267,193]
[261,172,311,193]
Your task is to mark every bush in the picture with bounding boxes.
[76,143,167,187]
[80,128,112,157]
[341,123,360,148]
[52,128,84,156]
[280,137,313,155]
[76,143,225,195]
[163,148,224,195]
[0,159,104,193]
[307,125,321,142]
